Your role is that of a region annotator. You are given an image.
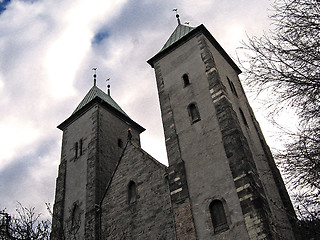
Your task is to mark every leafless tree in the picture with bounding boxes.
[0,203,51,240]
[239,0,320,224]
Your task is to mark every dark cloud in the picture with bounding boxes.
[0,0,11,15]
[92,31,110,45]
[107,1,171,31]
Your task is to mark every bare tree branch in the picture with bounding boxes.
[0,203,51,240]
[239,0,320,227]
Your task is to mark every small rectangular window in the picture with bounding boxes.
[79,139,83,156]
[182,73,191,87]
[188,103,201,124]
[75,142,78,158]
[118,139,123,148]
[128,181,137,204]
[239,108,248,127]
[227,77,238,97]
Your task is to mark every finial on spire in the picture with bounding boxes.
[92,68,97,86]
[106,78,110,95]
[172,8,181,25]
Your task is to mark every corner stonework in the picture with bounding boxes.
[198,35,274,239]
[154,63,197,240]
[167,161,197,240]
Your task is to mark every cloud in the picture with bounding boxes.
[0,0,11,15]
[0,117,41,171]
[0,0,273,216]
[0,138,59,217]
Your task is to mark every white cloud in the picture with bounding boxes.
[0,117,41,171]
[44,0,128,99]
[0,72,4,92]
[0,0,275,216]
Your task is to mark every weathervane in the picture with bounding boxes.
[92,68,97,86]
[106,78,111,95]
[172,8,181,25]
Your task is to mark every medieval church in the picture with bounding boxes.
[51,17,298,239]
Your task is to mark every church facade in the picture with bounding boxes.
[51,21,298,239]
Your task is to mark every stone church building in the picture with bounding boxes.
[51,19,298,239]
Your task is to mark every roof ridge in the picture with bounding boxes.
[160,24,196,52]
[130,141,167,169]
[99,140,167,207]
[72,85,128,117]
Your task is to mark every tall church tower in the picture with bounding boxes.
[147,19,297,239]
[50,82,145,239]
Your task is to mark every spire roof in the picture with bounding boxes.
[58,85,145,132]
[160,24,195,52]
[147,24,241,74]
[72,85,128,117]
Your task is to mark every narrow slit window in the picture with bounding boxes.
[227,77,238,97]
[239,108,248,127]
[182,74,190,87]
[188,103,201,124]
[209,200,229,233]
[128,181,137,204]
[71,203,81,229]
[75,142,78,158]
[79,139,83,156]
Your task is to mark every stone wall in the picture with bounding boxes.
[204,33,296,239]
[100,142,175,239]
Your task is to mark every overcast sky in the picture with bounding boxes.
[0,0,276,217]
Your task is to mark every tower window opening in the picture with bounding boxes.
[128,181,137,204]
[118,139,123,148]
[227,77,238,97]
[188,103,201,124]
[71,203,81,229]
[239,108,248,127]
[182,73,190,87]
[209,200,229,233]
[75,142,78,158]
[79,139,83,156]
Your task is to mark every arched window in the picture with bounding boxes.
[187,103,201,124]
[118,139,123,148]
[239,108,248,127]
[182,74,190,87]
[71,203,81,229]
[128,181,137,204]
[209,200,229,233]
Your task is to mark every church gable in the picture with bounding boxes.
[100,141,175,239]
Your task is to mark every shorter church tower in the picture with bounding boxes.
[50,81,144,239]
